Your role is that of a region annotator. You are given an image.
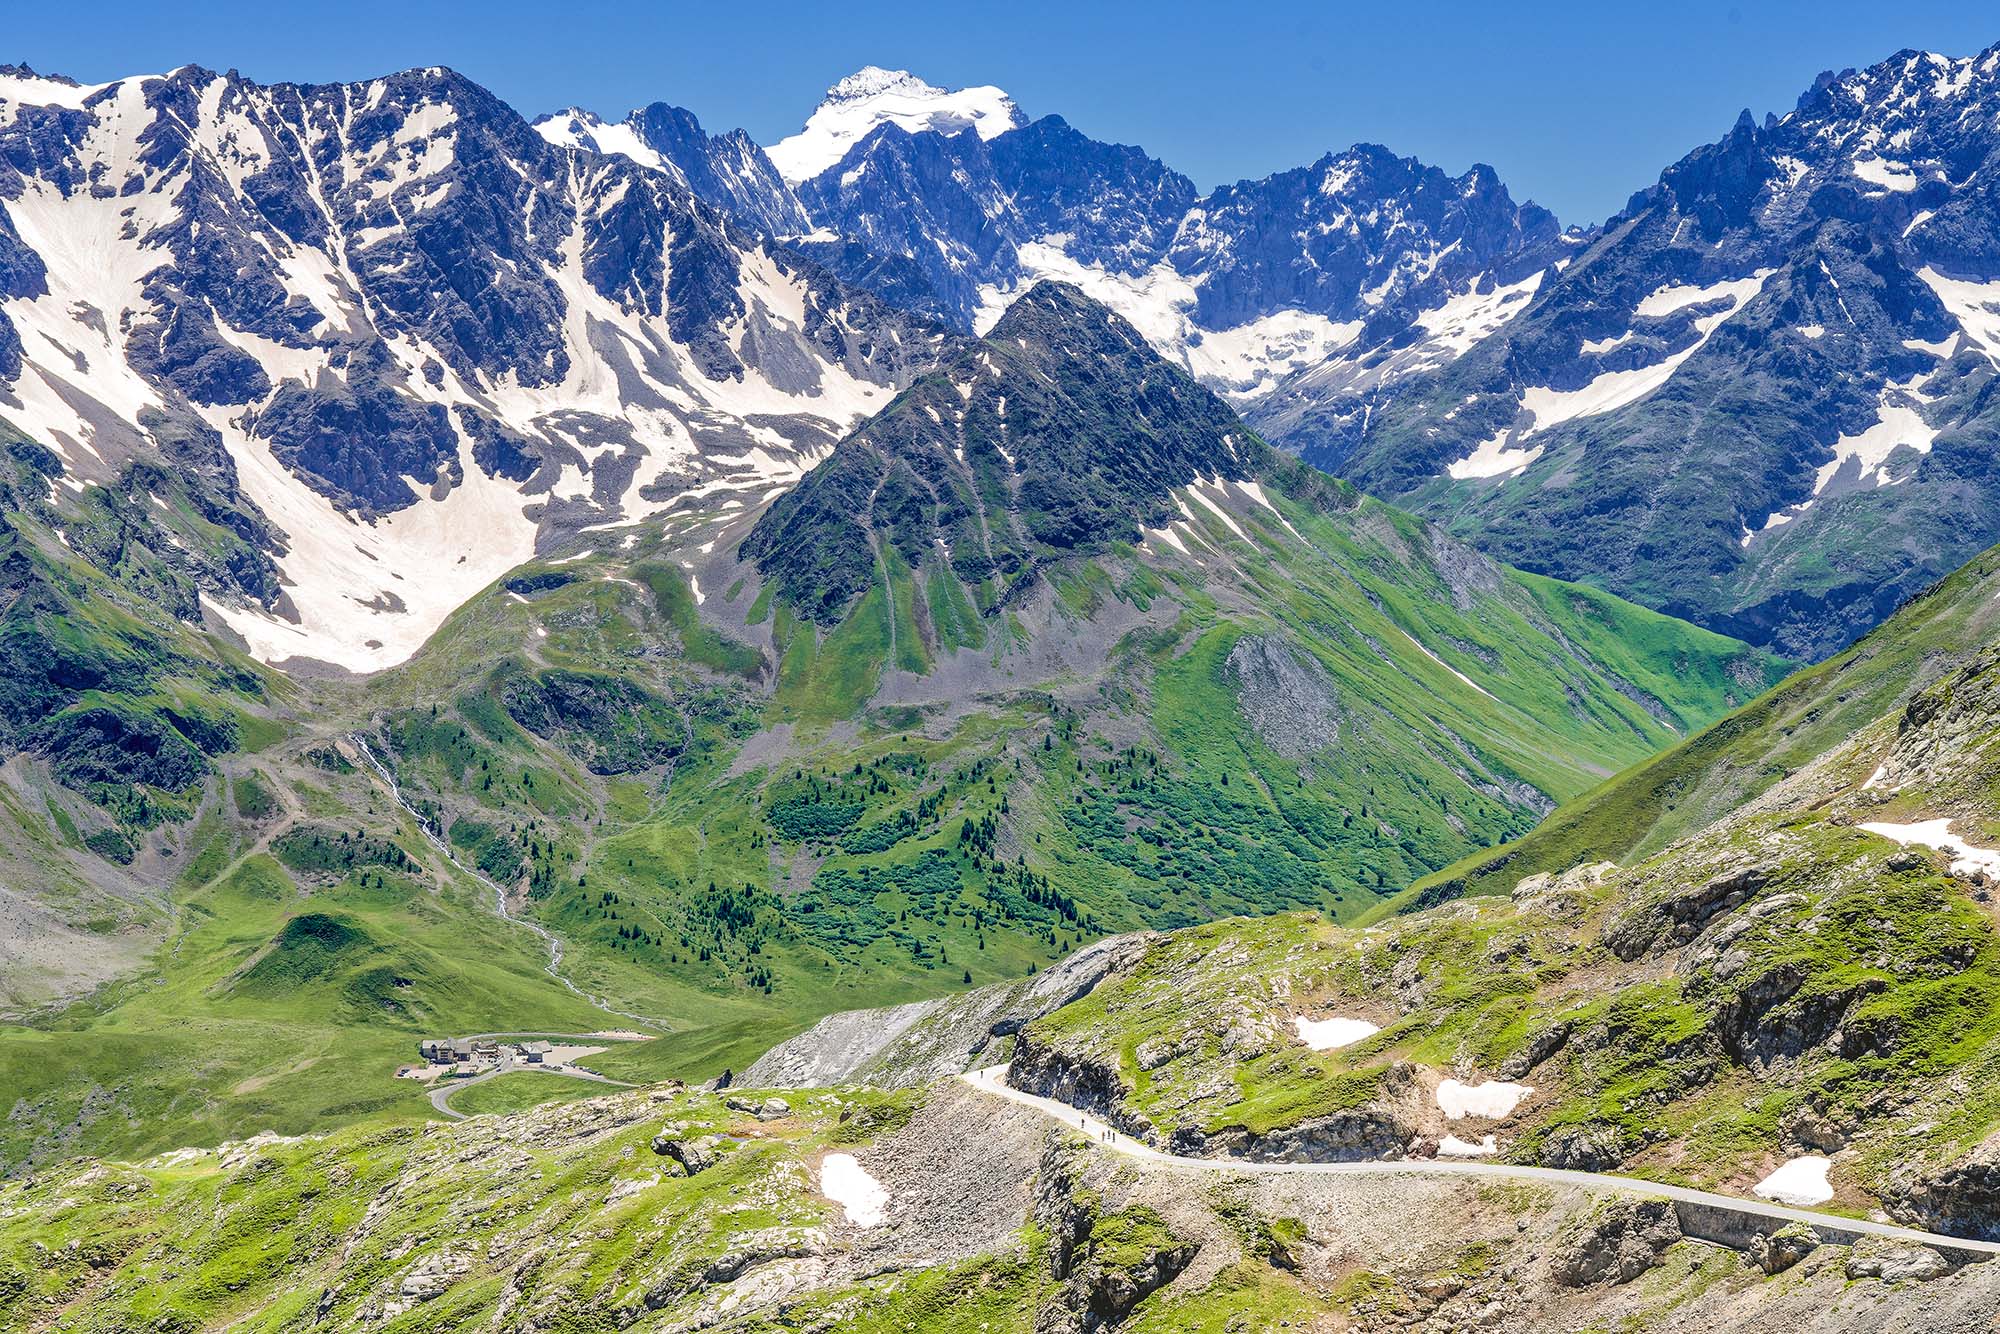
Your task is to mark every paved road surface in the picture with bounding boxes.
[958,1065,2000,1258]
[428,1058,635,1120]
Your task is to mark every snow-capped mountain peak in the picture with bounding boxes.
[766,65,1024,183]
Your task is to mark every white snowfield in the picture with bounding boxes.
[1751,374,1940,542]
[1435,1078,1533,1120]
[972,241,1539,421]
[532,109,668,173]
[1292,1016,1380,1051]
[958,1066,2000,1257]
[818,1151,890,1227]
[767,66,1023,183]
[1858,818,2000,879]
[1754,1156,1835,1207]
[1439,1134,1500,1157]
[1919,268,2000,370]
[971,240,1364,404]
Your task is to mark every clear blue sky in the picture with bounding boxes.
[9,1,1997,225]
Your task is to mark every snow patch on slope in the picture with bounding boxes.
[1814,385,1935,493]
[1852,156,1918,193]
[1414,272,1544,357]
[1293,1016,1379,1050]
[819,1152,889,1227]
[0,70,111,119]
[204,425,539,673]
[1520,272,1772,434]
[1753,1155,1833,1206]
[1436,1078,1532,1120]
[1447,433,1543,481]
[974,242,1363,401]
[533,109,666,172]
[1859,818,2000,880]
[1918,267,2000,367]
[1447,271,1772,481]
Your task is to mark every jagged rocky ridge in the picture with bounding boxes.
[1330,45,2000,657]
[0,62,949,671]
[534,69,1569,415]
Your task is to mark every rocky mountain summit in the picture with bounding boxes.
[0,62,948,670]
[1334,44,2000,657]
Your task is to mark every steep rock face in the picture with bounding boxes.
[1168,146,1561,332]
[1033,1139,1199,1334]
[533,102,812,238]
[1547,1199,1684,1287]
[0,63,948,669]
[1335,44,2000,657]
[1893,1133,2000,1240]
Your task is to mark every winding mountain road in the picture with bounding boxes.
[958,1065,2000,1260]
[428,1057,635,1120]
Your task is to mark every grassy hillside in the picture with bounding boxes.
[1016,710,2000,1233]
[0,471,1781,1167]
[1403,545,2000,910]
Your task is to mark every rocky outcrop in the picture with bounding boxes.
[1498,1021,1573,1080]
[744,932,1147,1088]
[1602,864,1772,960]
[1867,650,2000,795]
[650,1131,721,1176]
[1750,1223,1822,1275]
[634,1228,824,1314]
[1709,965,1887,1069]
[1547,1199,1683,1286]
[1536,1123,1627,1172]
[1844,1239,1953,1282]
[1032,1138,1199,1334]
[1508,862,1613,922]
[1224,634,1342,760]
[1007,1031,1154,1143]
[1886,1131,2000,1241]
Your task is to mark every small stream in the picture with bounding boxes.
[348,732,663,1030]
